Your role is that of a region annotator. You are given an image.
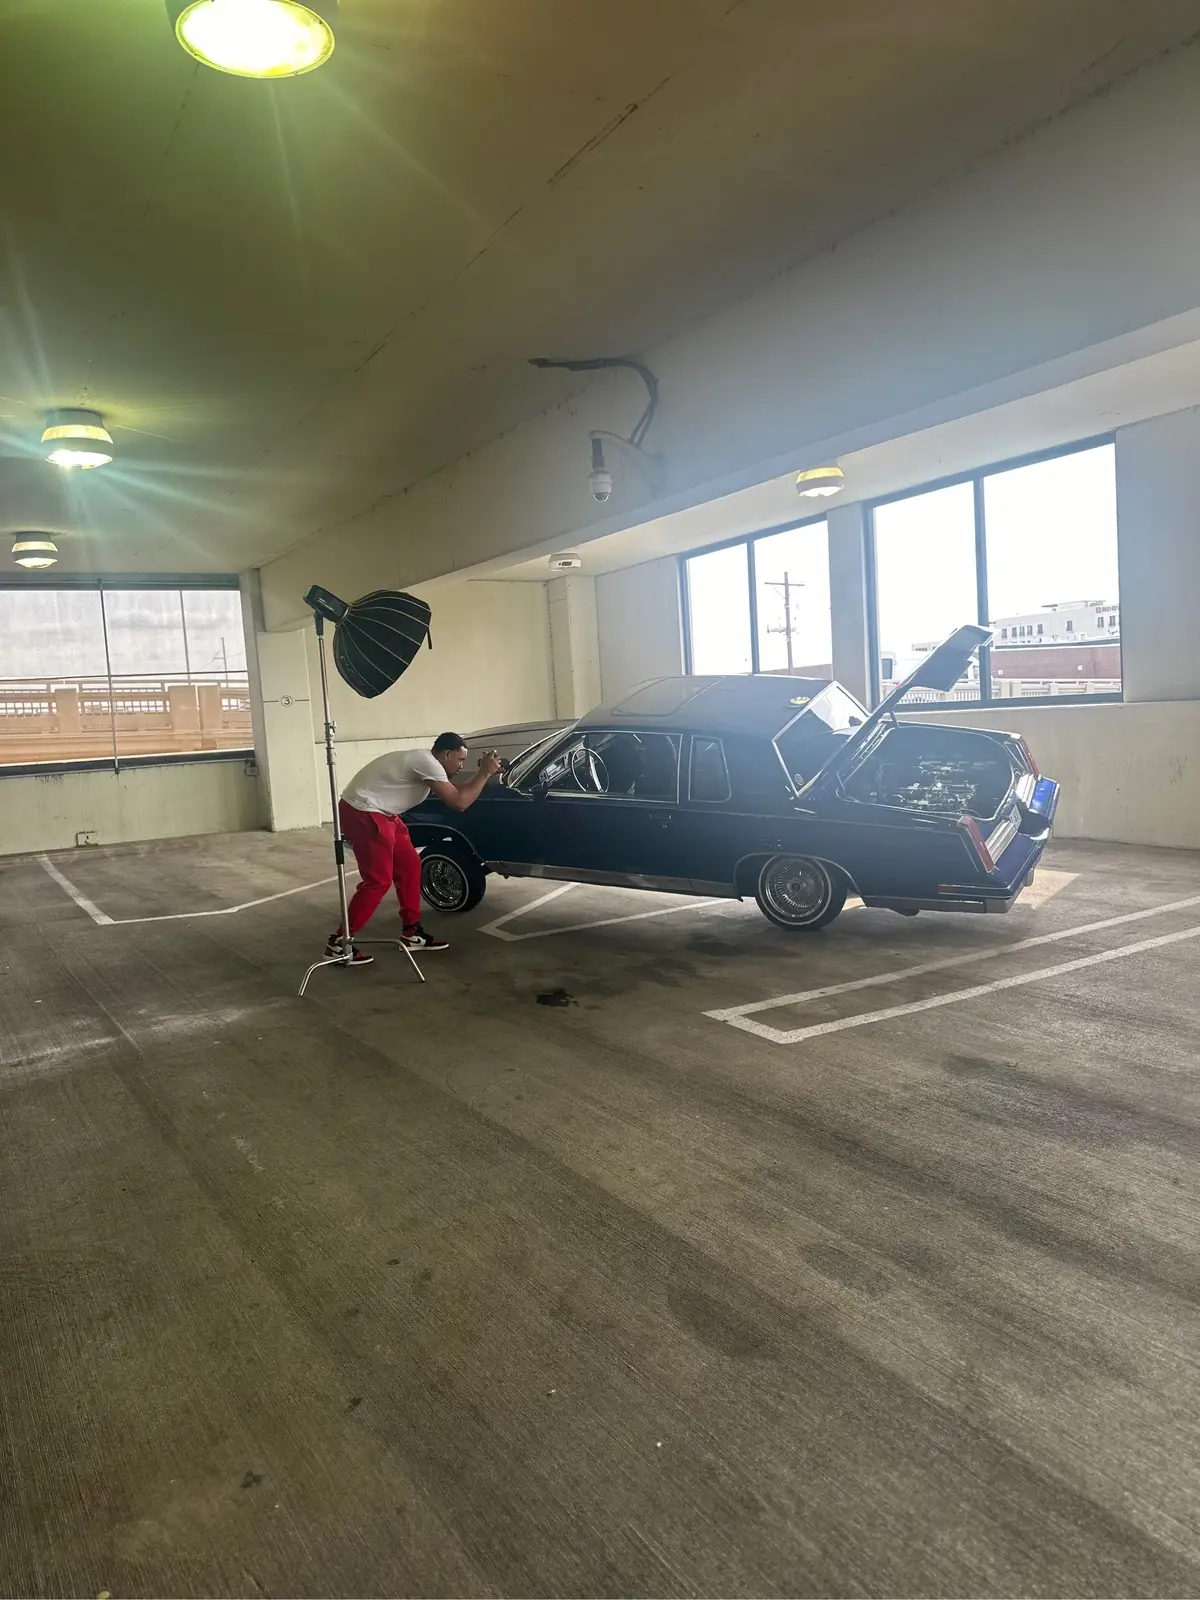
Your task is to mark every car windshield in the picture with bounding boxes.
[774,682,866,788]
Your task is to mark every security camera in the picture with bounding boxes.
[589,435,612,503]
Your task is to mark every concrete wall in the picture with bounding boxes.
[902,701,1200,849]
[0,759,262,858]
[596,557,684,702]
[305,579,556,823]
[260,41,1200,624]
[1115,406,1200,703]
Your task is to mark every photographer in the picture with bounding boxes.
[326,732,501,965]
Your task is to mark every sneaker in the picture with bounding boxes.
[401,924,449,952]
[325,936,374,966]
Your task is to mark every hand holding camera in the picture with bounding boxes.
[479,749,503,778]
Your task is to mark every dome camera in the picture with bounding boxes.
[589,468,613,503]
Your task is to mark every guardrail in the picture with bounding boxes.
[0,674,253,763]
[891,679,1122,704]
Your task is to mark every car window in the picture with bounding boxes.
[591,732,680,801]
[774,684,865,787]
[723,734,793,806]
[689,737,731,803]
[519,733,589,794]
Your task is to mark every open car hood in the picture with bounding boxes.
[814,623,993,782]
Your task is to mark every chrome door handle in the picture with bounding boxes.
[648,810,673,824]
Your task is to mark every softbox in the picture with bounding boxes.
[304,584,432,698]
[298,583,433,996]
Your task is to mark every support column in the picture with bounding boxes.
[1115,408,1200,703]
[548,574,602,718]
[827,502,873,706]
[240,571,322,831]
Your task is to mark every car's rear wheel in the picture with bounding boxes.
[754,855,846,931]
[420,843,487,914]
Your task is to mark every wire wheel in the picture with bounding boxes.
[755,855,845,931]
[420,846,487,914]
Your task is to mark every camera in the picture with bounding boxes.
[588,468,613,503]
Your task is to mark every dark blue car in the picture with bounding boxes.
[405,625,1060,931]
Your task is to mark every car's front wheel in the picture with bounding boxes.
[420,842,487,914]
[754,855,846,931]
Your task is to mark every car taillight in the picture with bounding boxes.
[1015,736,1039,777]
[959,814,996,872]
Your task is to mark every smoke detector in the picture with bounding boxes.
[549,552,583,572]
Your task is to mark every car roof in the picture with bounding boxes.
[577,674,834,739]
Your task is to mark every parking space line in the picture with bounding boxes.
[715,921,1200,1044]
[38,857,346,926]
[706,890,1200,1024]
[39,856,114,925]
[480,881,727,942]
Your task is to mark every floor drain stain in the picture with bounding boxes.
[536,988,575,1008]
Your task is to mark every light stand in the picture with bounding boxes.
[298,613,425,997]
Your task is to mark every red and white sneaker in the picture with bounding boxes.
[401,924,449,952]
[325,936,374,966]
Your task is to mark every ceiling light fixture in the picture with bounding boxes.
[12,535,59,570]
[42,409,114,470]
[795,464,845,500]
[167,0,338,78]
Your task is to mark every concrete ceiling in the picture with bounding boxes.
[2,0,1197,575]
[477,341,1200,582]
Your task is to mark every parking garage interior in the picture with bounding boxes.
[3,4,1200,1597]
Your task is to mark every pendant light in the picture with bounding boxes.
[12,535,59,570]
[795,465,845,500]
[166,0,338,78]
[42,409,114,470]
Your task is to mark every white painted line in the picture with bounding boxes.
[39,855,114,925]
[110,874,345,925]
[478,881,578,939]
[479,879,729,942]
[706,889,1200,1024]
[717,920,1200,1044]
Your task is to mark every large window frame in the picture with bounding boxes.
[866,435,1121,710]
[0,573,253,778]
[679,512,830,676]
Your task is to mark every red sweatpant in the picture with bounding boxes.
[338,800,422,935]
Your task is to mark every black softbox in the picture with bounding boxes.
[303,584,432,698]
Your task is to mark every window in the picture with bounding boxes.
[753,521,831,675]
[522,730,679,800]
[869,440,1120,706]
[685,545,752,674]
[682,518,831,677]
[873,482,978,701]
[0,583,250,768]
[689,737,731,803]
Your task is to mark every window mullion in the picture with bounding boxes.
[746,539,760,675]
[973,475,991,704]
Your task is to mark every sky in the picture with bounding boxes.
[688,443,1118,676]
[0,589,248,681]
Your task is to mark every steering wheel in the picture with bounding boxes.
[569,743,609,793]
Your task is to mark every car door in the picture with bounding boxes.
[667,733,801,890]
[538,731,684,885]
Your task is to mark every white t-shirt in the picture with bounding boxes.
[341,748,447,816]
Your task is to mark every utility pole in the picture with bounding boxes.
[763,572,802,672]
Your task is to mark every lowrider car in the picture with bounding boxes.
[406,625,1060,931]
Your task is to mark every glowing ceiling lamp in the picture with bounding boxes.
[12,535,59,570]
[795,464,845,500]
[167,0,338,78]
[42,409,114,470]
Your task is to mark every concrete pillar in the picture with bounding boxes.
[167,684,200,738]
[55,687,81,736]
[197,684,222,731]
[548,574,602,718]
[240,572,322,831]
[827,502,873,707]
[1115,409,1200,703]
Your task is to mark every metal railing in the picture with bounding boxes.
[889,678,1122,704]
[0,673,253,764]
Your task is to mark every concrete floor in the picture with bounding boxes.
[2,829,1200,1597]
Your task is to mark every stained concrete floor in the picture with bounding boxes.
[2,828,1200,1598]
